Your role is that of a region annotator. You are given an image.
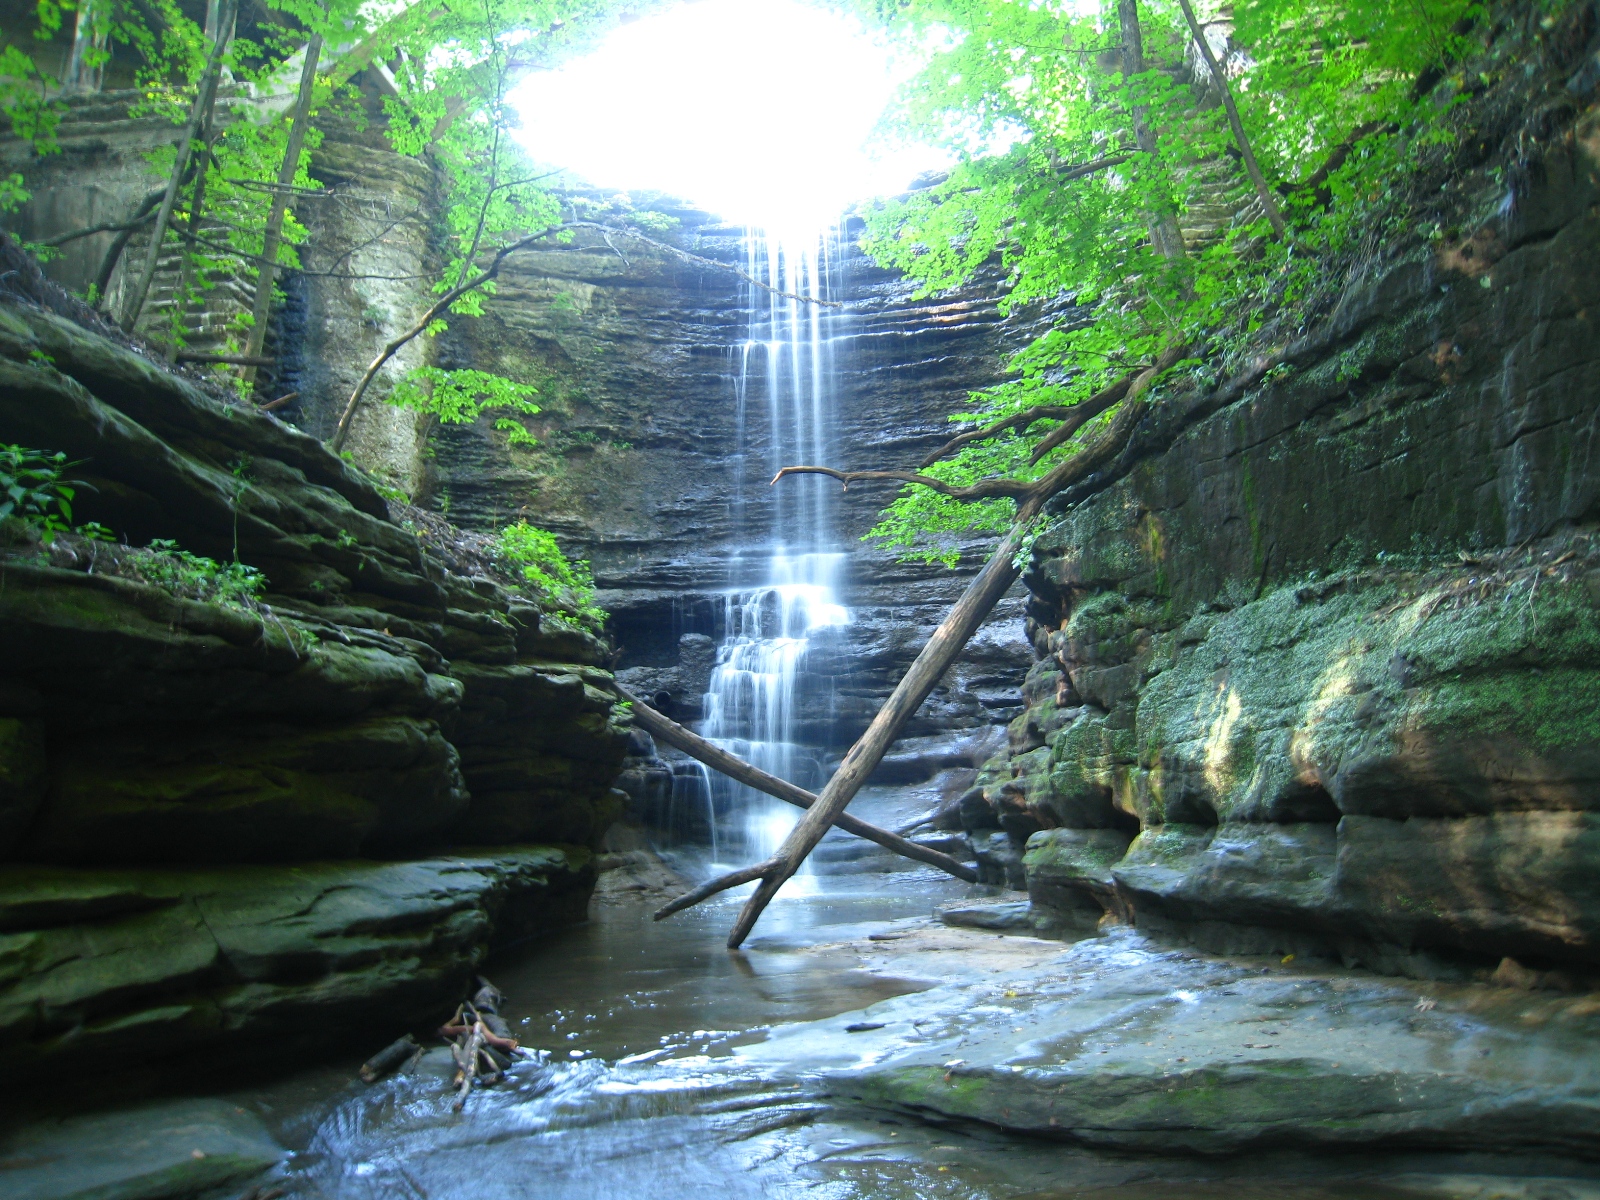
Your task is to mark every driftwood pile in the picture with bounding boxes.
[356,976,525,1112]
[438,978,525,1110]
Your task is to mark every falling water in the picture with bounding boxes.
[677,225,852,871]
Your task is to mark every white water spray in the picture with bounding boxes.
[680,226,852,871]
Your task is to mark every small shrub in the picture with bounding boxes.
[494,520,606,632]
[129,539,267,609]
[0,445,80,543]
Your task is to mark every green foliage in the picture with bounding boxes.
[377,0,606,328]
[390,366,540,442]
[0,445,78,543]
[626,210,680,233]
[494,519,605,631]
[0,36,62,216]
[0,173,28,215]
[2,0,612,377]
[849,0,1495,562]
[132,538,267,608]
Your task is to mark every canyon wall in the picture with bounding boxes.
[0,247,628,1085]
[5,88,1047,748]
[967,24,1600,980]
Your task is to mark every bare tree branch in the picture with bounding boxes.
[1175,0,1287,239]
[1058,153,1132,181]
[1283,120,1395,207]
[40,207,158,247]
[770,465,1037,500]
[655,861,780,921]
[1028,344,1184,464]
[921,406,1081,468]
[328,226,563,452]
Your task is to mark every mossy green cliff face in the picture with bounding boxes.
[970,95,1600,979]
[0,272,629,1083]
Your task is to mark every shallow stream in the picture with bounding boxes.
[214,871,1600,1200]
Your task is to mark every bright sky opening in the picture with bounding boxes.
[509,0,947,231]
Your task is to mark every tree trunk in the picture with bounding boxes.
[1118,0,1187,262]
[723,519,1031,948]
[243,32,324,391]
[1174,0,1287,239]
[119,0,238,333]
[616,685,978,885]
[62,0,108,95]
[164,136,217,362]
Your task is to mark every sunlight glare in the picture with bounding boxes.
[509,0,944,230]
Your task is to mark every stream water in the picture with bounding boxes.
[236,872,1575,1200]
[24,224,1587,1200]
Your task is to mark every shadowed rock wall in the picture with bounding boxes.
[978,72,1600,978]
[0,253,628,1085]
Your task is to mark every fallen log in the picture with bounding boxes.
[722,520,1030,948]
[612,684,978,889]
[359,1033,421,1083]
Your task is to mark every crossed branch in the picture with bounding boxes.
[648,340,1191,948]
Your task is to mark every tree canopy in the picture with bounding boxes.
[838,0,1494,564]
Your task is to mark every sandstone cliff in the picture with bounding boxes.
[958,19,1600,981]
[0,244,629,1085]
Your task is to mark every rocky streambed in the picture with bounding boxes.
[7,869,1600,1200]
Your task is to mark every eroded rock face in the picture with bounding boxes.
[0,848,591,1081]
[6,92,1047,798]
[334,212,1056,753]
[0,268,628,1082]
[975,103,1600,978]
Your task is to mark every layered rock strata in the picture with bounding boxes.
[5,93,1050,824]
[958,88,1600,978]
[0,258,628,1082]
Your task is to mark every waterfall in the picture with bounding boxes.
[676,225,852,872]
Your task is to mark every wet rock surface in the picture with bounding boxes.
[749,923,1600,1158]
[947,101,1600,980]
[0,1097,289,1200]
[0,279,627,1084]
[0,847,592,1083]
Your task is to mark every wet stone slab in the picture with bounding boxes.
[0,1097,287,1200]
[742,925,1600,1157]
